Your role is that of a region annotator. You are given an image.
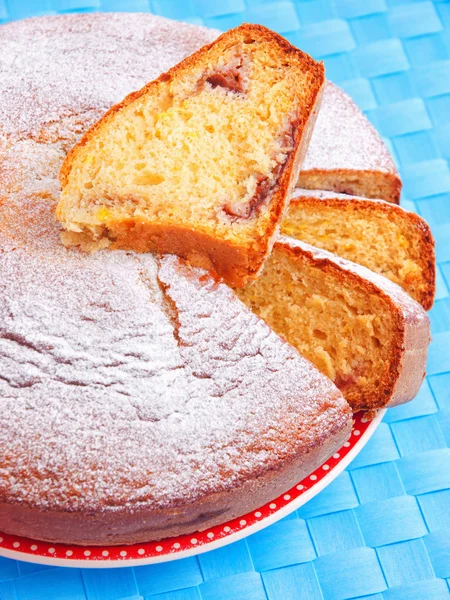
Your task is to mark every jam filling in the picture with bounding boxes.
[223,119,298,220]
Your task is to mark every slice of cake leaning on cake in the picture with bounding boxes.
[236,237,431,413]
[282,190,436,310]
[56,23,325,287]
[0,13,352,547]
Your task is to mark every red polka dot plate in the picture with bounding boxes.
[0,410,384,567]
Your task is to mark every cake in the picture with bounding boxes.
[0,13,352,546]
[282,189,436,310]
[299,82,402,203]
[56,23,325,287]
[0,14,399,206]
[237,237,431,412]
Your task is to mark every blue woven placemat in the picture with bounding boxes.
[1,1,449,598]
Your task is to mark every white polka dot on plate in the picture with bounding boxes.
[310,474,317,481]
[173,542,181,549]
[283,494,291,500]
[239,519,247,526]
[333,453,340,459]
[269,503,276,509]
[155,546,162,553]
[30,545,37,551]
[296,484,304,491]
[102,550,109,557]
[138,548,145,555]
[322,464,330,471]
[48,548,55,554]
[207,532,214,539]
[12,542,20,548]
[84,550,91,557]
[223,526,231,533]
[254,511,262,518]
[353,430,361,436]
[344,441,351,447]
[120,550,127,557]
[66,550,73,557]
[190,538,198,545]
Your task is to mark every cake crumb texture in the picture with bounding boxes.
[237,237,431,411]
[56,23,324,287]
[282,189,435,309]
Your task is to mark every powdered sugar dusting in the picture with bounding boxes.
[0,227,348,512]
[292,188,388,202]
[0,13,218,143]
[303,82,398,175]
[0,14,350,513]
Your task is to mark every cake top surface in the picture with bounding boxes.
[0,13,349,513]
[0,229,346,512]
[0,12,218,143]
[302,81,398,175]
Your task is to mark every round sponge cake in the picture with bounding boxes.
[0,13,351,546]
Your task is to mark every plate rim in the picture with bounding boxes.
[0,409,385,568]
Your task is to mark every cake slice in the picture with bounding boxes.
[299,82,401,203]
[282,190,436,310]
[56,23,325,287]
[237,237,430,412]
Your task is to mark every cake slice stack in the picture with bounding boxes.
[237,237,430,412]
[282,189,435,310]
[55,21,433,413]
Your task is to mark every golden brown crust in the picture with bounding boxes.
[275,238,431,412]
[65,221,263,287]
[298,168,402,204]
[298,81,402,204]
[58,23,325,287]
[288,192,436,310]
[0,412,351,545]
